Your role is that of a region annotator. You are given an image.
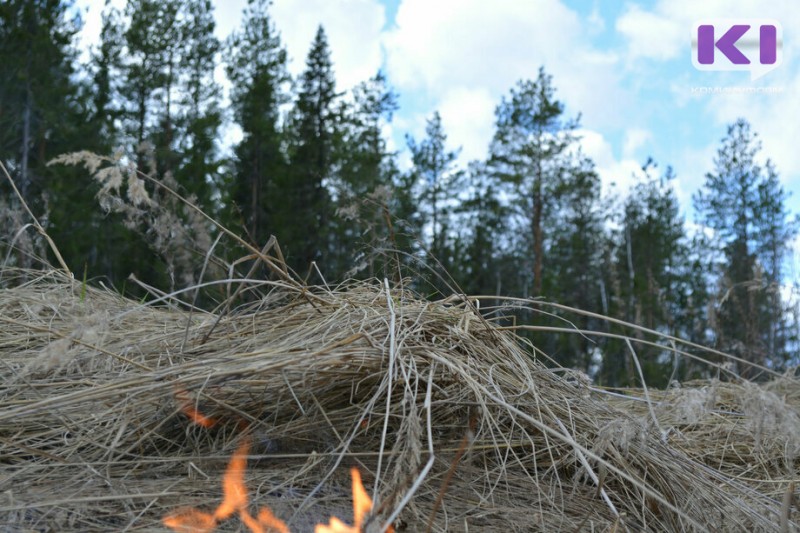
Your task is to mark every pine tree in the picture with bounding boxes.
[51,1,160,287]
[83,0,224,292]
[451,162,506,297]
[544,153,605,369]
[175,0,221,212]
[405,111,462,273]
[225,0,291,249]
[106,0,220,210]
[120,0,183,167]
[89,4,124,144]
[284,25,341,274]
[486,68,610,369]
[391,159,424,277]
[487,67,580,298]
[331,71,399,278]
[693,119,798,371]
[602,161,693,386]
[0,0,82,205]
[0,0,105,276]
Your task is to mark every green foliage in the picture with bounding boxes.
[0,0,122,278]
[694,119,799,371]
[487,67,581,298]
[174,0,222,212]
[601,161,698,386]
[450,162,507,297]
[0,0,82,204]
[542,154,605,369]
[89,6,124,143]
[405,111,462,286]
[330,72,399,279]
[225,0,291,251]
[485,68,606,368]
[120,0,182,149]
[3,3,798,382]
[283,26,341,275]
[116,0,222,211]
[74,0,224,290]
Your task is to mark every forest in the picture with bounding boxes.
[1,0,798,387]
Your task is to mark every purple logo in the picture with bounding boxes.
[692,19,782,80]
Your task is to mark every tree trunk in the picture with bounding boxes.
[21,81,32,202]
[432,175,439,260]
[532,166,543,297]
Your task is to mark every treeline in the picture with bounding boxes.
[1,0,797,384]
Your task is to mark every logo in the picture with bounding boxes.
[692,19,782,80]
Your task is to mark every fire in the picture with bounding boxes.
[174,388,217,428]
[165,390,393,533]
[314,467,394,533]
[163,438,290,533]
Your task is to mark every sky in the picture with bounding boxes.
[73,0,800,224]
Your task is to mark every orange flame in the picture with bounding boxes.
[314,467,394,533]
[165,391,392,533]
[163,438,290,533]
[175,388,218,428]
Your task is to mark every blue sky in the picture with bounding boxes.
[75,0,800,223]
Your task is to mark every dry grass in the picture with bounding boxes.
[0,266,798,532]
[2,150,798,531]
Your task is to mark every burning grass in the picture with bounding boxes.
[0,266,798,531]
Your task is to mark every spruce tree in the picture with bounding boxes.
[55,2,160,287]
[0,0,104,275]
[88,0,177,290]
[284,25,340,274]
[544,153,604,369]
[487,68,607,369]
[89,5,124,144]
[120,0,183,166]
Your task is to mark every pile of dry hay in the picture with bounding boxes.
[1,267,798,532]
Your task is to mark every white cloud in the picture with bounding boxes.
[616,5,683,61]
[213,0,248,41]
[667,70,800,213]
[384,0,629,130]
[587,4,605,35]
[382,120,401,162]
[437,87,496,163]
[614,0,800,215]
[670,143,716,213]
[622,128,652,159]
[377,0,649,203]
[670,170,697,215]
[385,0,581,91]
[616,0,798,63]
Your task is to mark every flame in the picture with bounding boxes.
[165,390,392,533]
[164,438,290,533]
[175,388,218,428]
[314,467,394,533]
